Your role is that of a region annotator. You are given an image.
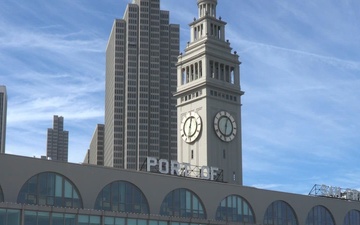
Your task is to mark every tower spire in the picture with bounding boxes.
[190,0,226,44]
[197,0,217,18]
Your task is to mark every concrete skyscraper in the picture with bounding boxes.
[104,0,179,169]
[0,85,7,154]
[84,124,104,166]
[46,115,69,162]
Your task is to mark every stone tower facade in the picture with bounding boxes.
[175,0,244,184]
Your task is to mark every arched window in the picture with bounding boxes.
[215,194,255,223]
[344,209,360,225]
[160,188,206,219]
[17,172,82,208]
[263,200,298,225]
[0,185,3,202]
[94,181,149,214]
[305,205,335,225]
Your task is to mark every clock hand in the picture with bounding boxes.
[224,118,229,135]
[188,117,192,135]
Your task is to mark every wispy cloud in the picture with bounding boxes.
[1,0,108,162]
[225,0,360,193]
[1,0,360,194]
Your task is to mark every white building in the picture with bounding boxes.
[175,0,244,185]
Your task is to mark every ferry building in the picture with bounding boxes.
[1,0,360,225]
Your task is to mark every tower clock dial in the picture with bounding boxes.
[180,112,202,143]
[214,111,237,142]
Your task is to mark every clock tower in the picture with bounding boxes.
[175,0,244,185]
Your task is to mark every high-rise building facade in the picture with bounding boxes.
[0,85,7,154]
[46,115,69,162]
[104,0,179,169]
[175,0,244,184]
[84,124,104,165]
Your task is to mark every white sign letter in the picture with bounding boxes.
[210,167,219,181]
[159,159,169,174]
[147,157,157,171]
[201,166,210,180]
[171,160,180,175]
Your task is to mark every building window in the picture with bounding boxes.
[160,188,206,219]
[199,60,203,78]
[104,217,125,225]
[231,67,235,84]
[23,211,98,225]
[181,68,186,84]
[215,195,255,223]
[24,211,50,225]
[305,205,335,225]
[17,172,83,208]
[263,200,298,225]
[344,209,360,225]
[210,61,214,78]
[78,215,101,225]
[0,185,3,202]
[0,209,20,225]
[94,180,149,214]
[52,212,76,225]
[191,150,194,159]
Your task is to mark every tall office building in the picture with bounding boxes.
[46,115,69,162]
[104,0,180,169]
[0,85,7,154]
[84,124,104,165]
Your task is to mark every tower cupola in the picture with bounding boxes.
[197,0,217,18]
[190,0,226,43]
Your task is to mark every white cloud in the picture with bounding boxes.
[1,0,360,195]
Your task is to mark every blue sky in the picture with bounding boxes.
[1,0,360,195]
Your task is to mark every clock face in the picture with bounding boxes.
[180,112,202,143]
[214,111,237,142]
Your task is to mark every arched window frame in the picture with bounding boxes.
[94,180,149,214]
[160,188,206,219]
[263,200,298,225]
[215,194,255,223]
[17,172,83,208]
[344,209,360,225]
[305,205,335,225]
